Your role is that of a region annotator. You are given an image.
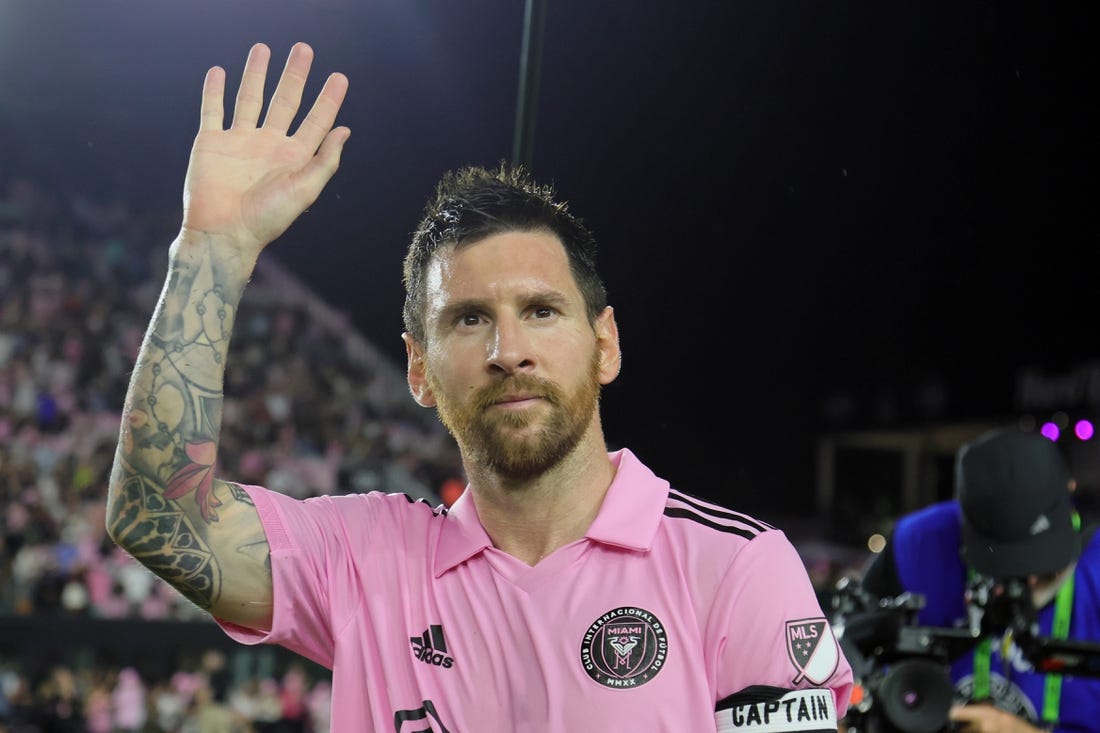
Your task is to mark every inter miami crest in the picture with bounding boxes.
[785,617,839,685]
[580,606,668,688]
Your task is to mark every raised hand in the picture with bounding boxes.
[181,42,350,253]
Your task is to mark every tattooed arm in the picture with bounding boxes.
[106,42,350,629]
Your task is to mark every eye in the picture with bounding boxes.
[532,305,556,319]
[459,313,482,327]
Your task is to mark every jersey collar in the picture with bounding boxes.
[433,448,670,577]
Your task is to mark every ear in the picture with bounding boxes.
[594,306,621,385]
[402,332,437,407]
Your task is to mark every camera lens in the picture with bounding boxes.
[877,659,954,733]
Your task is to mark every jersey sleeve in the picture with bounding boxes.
[214,485,383,669]
[710,529,854,732]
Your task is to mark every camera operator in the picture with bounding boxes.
[857,427,1100,733]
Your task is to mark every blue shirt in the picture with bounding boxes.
[889,501,1100,731]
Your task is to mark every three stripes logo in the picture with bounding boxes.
[663,489,774,540]
[410,624,455,668]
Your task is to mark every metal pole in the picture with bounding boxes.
[512,0,548,170]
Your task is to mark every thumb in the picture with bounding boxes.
[296,127,351,203]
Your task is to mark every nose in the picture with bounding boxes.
[487,316,535,374]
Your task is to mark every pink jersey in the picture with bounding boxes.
[218,448,852,732]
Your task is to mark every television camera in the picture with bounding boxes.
[831,574,1100,733]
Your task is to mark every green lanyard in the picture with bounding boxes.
[972,513,1079,723]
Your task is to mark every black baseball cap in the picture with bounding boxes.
[957,428,1079,579]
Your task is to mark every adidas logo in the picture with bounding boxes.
[1029,514,1051,536]
[410,624,455,668]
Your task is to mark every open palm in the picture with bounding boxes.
[181,42,349,250]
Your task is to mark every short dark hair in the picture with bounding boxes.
[402,162,607,344]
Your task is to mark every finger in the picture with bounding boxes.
[292,72,350,152]
[231,42,272,129]
[262,42,314,133]
[948,706,985,728]
[198,66,226,132]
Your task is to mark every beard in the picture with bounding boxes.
[428,351,602,481]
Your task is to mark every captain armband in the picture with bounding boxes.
[716,688,837,733]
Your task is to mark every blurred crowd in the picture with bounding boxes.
[1,646,332,733]
[0,172,469,729]
[0,172,464,622]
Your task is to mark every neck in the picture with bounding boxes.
[1032,562,1076,609]
[465,430,616,566]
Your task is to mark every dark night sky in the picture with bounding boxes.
[1,1,1096,519]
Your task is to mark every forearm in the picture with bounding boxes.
[107,231,257,610]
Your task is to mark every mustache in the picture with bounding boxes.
[473,376,561,409]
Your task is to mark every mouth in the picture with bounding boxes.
[478,378,557,412]
[490,393,543,408]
